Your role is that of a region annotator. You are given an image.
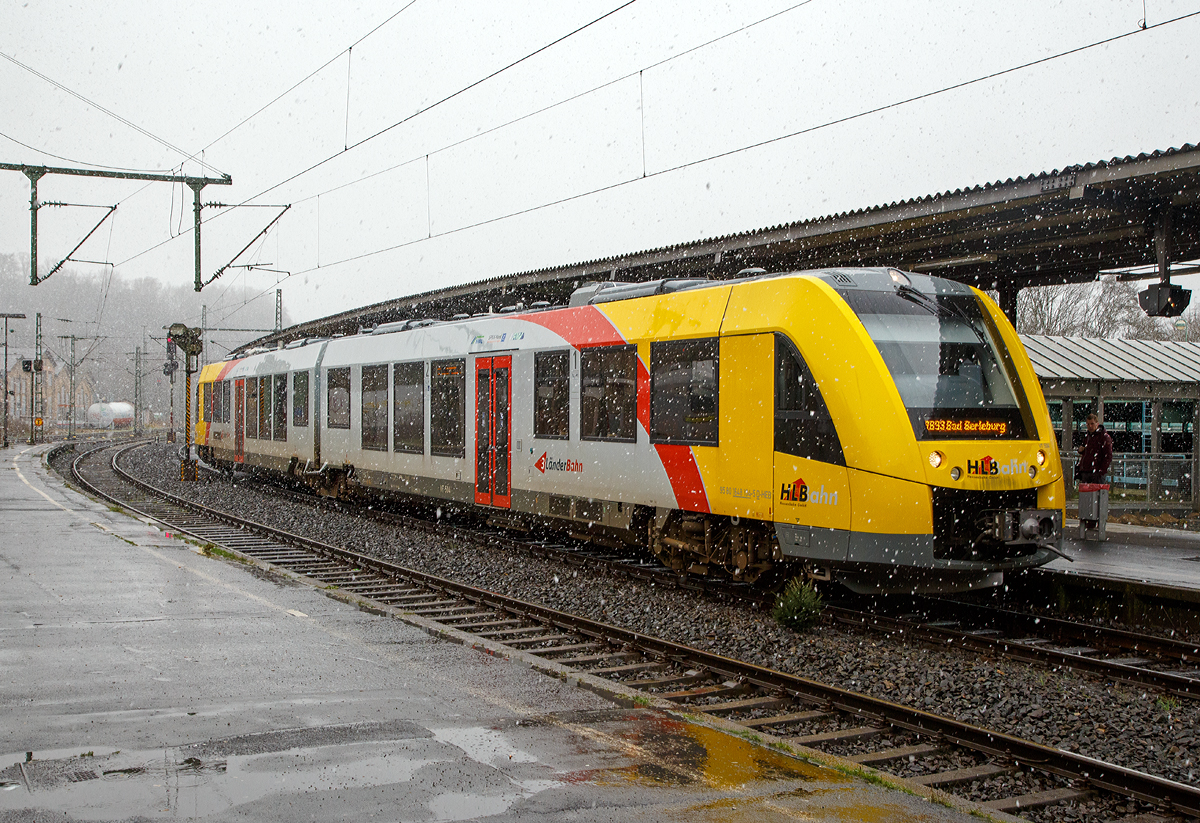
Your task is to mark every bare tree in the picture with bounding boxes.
[1017,277,1173,339]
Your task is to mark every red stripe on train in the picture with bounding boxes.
[519,306,626,348]
[654,444,710,513]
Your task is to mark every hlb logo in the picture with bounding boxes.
[967,456,998,475]
[967,456,1029,476]
[779,478,838,506]
[780,478,808,502]
[535,452,583,474]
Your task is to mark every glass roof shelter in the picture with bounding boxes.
[1022,334,1200,512]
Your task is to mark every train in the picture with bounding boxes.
[193,267,1064,594]
[87,401,135,429]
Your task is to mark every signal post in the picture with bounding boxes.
[169,324,202,481]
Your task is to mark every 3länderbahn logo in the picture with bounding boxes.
[535,452,583,474]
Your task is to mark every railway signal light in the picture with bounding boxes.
[168,323,203,356]
[168,322,202,482]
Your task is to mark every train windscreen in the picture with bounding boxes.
[843,288,1033,440]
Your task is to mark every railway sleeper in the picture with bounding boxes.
[475,625,554,639]
[554,651,633,666]
[698,695,788,715]
[908,762,1013,788]
[790,725,884,746]
[505,634,578,648]
[407,604,477,617]
[449,618,525,631]
[739,709,837,729]
[846,742,947,765]
[531,643,603,657]
[661,682,749,700]
[978,785,1093,814]
[633,671,710,690]
[591,661,664,676]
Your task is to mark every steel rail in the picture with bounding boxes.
[828,607,1200,700]
[91,442,1200,818]
[243,468,1200,703]
[934,597,1200,662]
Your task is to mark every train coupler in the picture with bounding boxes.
[989,508,1061,545]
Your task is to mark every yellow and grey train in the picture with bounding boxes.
[194,267,1064,593]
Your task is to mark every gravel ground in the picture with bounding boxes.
[105,444,1197,821]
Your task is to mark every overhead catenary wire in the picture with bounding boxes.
[0,50,227,177]
[0,128,175,174]
[200,0,421,153]
[239,0,641,205]
[294,0,819,204]
[232,7,1200,306]
[116,0,793,269]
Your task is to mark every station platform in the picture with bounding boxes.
[0,442,977,823]
[1042,520,1200,604]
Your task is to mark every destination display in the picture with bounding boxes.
[924,419,1008,436]
[911,408,1026,440]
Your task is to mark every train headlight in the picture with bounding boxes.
[1036,449,1047,466]
[889,269,911,287]
[1028,464,1038,478]
[929,451,944,468]
[950,467,962,480]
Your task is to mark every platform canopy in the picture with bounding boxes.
[1023,334,1200,400]
[244,142,1200,353]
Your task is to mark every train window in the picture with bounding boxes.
[210,381,219,423]
[393,361,424,454]
[272,374,288,441]
[246,378,259,439]
[580,345,636,442]
[292,371,309,427]
[430,358,465,457]
[258,375,272,439]
[534,351,570,439]
[650,338,719,446]
[220,381,229,423]
[327,367,351,429]
[775,334,844,465]
[361,364,388,451]
[199,383,209,423]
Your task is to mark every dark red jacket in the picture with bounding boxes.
[1078,425,1113,484]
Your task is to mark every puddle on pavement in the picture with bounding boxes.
[430,726,539,767]
[1,714,848,819]
[0,746,121,768]
[586,716,829,791]
[428,791,523,820]
[0,728,564,820]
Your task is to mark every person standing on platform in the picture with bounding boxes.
[1077,413,1113,484]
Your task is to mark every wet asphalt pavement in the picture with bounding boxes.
[0,443,980,822]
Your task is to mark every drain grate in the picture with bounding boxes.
[66,770,98,783]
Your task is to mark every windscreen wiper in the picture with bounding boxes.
[896,284,992,348]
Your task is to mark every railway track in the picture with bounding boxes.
[68,441,1200,822]
[221,458,1200,704]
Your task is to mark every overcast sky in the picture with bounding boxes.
[1,0,1197,335]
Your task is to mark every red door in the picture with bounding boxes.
[234,379,245,464]
[474,356,512,508]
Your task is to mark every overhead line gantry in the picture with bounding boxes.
[0,162,232,291]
